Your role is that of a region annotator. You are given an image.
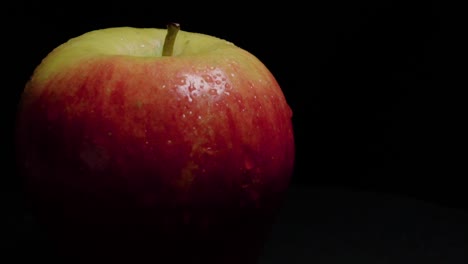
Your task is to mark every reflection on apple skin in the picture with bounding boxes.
[175,67,231,103]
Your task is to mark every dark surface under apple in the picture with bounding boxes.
[6,184,467,263]
[259,185,468,264]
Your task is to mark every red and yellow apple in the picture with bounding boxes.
[16,24,294,263]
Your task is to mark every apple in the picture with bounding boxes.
[16,23,294,263]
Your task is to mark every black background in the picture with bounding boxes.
[3,1,467,263]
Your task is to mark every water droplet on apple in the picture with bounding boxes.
[208,89,218,95]
[198,115,202,120]
[189,111,193,115]
[145,141,149,145]
[177,71,228,102]
[231,73,235,77]
[167,140,173,145]
[203,147,216,155]
[225,83,231,89]
[182,114,186,118]
[162,84,166,89]
[203,75,213,83]
[188,84,196,92]
[224,91,230,96]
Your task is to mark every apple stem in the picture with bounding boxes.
[162,23,180,56]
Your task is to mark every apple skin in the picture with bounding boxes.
[16,27,294,263]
